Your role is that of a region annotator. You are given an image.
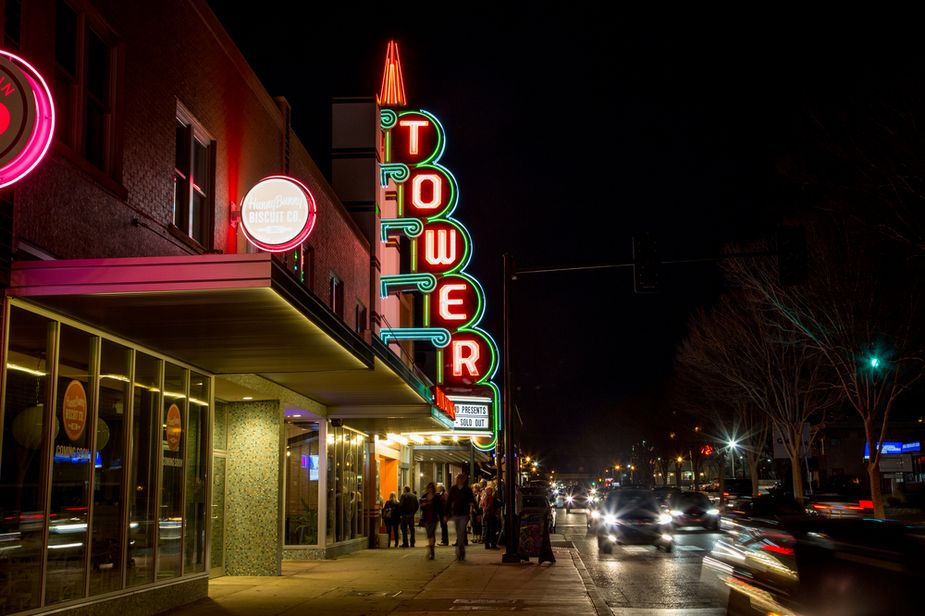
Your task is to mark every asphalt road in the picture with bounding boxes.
[556,508,730,615]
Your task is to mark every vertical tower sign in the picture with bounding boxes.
[377,42,499,450]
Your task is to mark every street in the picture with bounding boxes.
[557,508,729,615]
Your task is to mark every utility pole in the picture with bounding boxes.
[502,253,519,563]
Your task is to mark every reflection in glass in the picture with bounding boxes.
[127,352,159,587]
[45,325,94,605]
[210,455,225,572]
[89,340,130,596]
[184,373,208,573]
[326,426,335,544]
[284,420,319,545]
[158,363,185,579]
[0,307,51,613]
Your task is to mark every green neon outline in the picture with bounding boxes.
[431,272,485,331]
[471,381,501,451]
[436,348,444,383]
[380,163,409,187]
[417,218,472,276]
[380,327,451,348]
[380,108,398,130]
[380,218,424,242]
[380,273,437,298]
[404,163,458,220]
[396,109,446,165]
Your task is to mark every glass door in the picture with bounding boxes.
[209,454,226,577]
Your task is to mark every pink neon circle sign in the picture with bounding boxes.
[240,175,318,252]
[0,49,55,189]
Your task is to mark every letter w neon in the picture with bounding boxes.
[424,229,457,266]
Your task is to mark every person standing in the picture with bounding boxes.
[399,486,419,548]
[470,483,483,544]
[447,473,475,560]
[382,492,400,548]
[420,482,444,560]
[436,483,449,545]
[481,481,500,549]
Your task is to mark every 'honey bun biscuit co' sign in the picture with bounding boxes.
[0,49,55,188]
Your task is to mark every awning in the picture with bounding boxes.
[412,445,492,466]
[7,253,444,429]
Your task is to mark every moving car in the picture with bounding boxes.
[704,515,925,615]
[666,491,720,530]
[595,488,672,553]
[564,488,589,513]
[720,478,755,511]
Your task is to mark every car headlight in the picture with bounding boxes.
[603,514,617,525]
[591,510,601,520]
[707,508,719,516]
[566,496,573,503]
[670,510,683,517]
[658,513,673,525]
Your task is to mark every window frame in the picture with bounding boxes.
[53,0,123,184]
[173,103,215,251]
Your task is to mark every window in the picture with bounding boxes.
[54,0,119,176]
[329,275,344,319]
[355,303,367,334]
[284,420,320,545]
[2,0,21,49]
[174,106,214,248]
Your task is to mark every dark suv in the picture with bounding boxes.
[596,488,672,553]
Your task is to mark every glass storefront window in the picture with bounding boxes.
[325,427,335,544]
[323,425,367,544]
[158,363,185,579]
[184,373,208,573]
[284,419,319,545]
[89,339,130,596]
[0,307,52,613]
[45,325,94,605]
[128,352,160,587]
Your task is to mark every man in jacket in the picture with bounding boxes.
[399,486,419,547]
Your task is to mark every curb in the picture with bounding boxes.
[570,547,610,616]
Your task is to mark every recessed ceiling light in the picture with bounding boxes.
[243,396,253,400]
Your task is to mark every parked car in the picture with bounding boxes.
[666,491,720,531]
[704,516,925,615]
[720,478,756,511]
[595,488,672,553]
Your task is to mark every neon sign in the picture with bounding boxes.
[0,49,55,188]
[240,175,318,253]
[377,41,500,450]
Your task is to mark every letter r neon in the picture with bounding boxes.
[398,120,429,156]
[438,283,468,321]
[452,340,480,377]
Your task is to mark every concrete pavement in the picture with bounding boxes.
[162,533,604,616]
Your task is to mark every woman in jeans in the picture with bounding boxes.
[420,482,444,560]
[446,473,475,560]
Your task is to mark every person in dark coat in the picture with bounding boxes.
[447,473,475,560]
[420,482,445,560]
[399,486,419,547]
[382,492,400,548]
[437,483,449,545]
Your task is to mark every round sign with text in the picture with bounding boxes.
[166,404,182,451]
[240,175,318,252]
[62,380,88,442]
[0,49,55,188]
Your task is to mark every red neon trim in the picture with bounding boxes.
[0,49,56,188]
[378,40,406,107]
[761,544,795,556]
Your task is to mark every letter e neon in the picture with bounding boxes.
[438,283,468,321]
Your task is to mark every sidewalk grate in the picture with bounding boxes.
[451,599,517,611]
[344,590,402,597]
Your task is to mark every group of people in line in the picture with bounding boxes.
[381,474,503,560]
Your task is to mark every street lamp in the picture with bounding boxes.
[728,440,739,478]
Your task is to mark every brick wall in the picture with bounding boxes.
[10,0,370,332]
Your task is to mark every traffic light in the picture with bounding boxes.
[777,225,808,286]
[633,232,659,293]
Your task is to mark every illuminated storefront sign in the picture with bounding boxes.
[377,42,500,450]
[240,175,318,252]
[432,386,456,421]
[0,49,55,188]
[62,380,88,441]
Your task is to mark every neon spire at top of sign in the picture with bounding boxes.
[378,40,407,107]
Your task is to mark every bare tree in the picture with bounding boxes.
[727,222,925,517]
[677,292,836,503]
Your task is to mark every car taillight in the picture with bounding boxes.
[761,544,795,557]
[859,500,873,509]
[722,491,730,497]
[812,503,831,510]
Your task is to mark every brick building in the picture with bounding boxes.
[0,2,450,615]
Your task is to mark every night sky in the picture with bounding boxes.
[208,6,923,472]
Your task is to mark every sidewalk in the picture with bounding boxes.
[163,533,604,616]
